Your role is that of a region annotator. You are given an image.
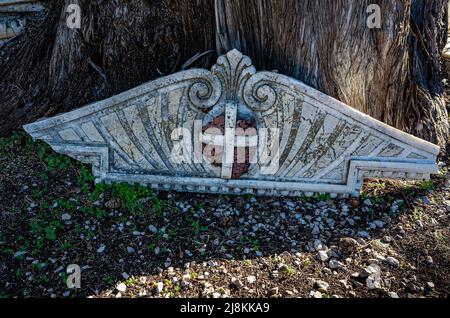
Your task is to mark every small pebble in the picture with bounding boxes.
[116,283,127,292]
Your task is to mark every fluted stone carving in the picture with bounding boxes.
[24,50,440,197]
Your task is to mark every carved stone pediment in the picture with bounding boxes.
[24,49,440,197]
[0,1,45,46]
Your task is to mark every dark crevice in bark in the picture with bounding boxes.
[403,0,449,146]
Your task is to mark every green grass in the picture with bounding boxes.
[77,165,95,192]
[410,207,423,222]
[125,277,139,287]
[240,237,260,252]
[189,271,199,279]
[102,274,114,285]
[37,143,72,172]
[418,180,436,191]
[82,206,106,219]
[285,265,297,276]
[315,193,331,202]
[302,257,312,267]
[1,133,168,220]
[188,218,209,235]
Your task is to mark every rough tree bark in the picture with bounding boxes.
[0,0,448,148]
[215,0,449,147]
[0,0,216,133]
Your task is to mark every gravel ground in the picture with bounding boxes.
[0,132,449,298]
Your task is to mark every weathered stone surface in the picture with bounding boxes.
[0,0,44,13]
[24,50,440,197]
[0,1,45,43]
[0,15,25,40]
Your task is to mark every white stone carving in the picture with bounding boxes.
[23,49,440,197]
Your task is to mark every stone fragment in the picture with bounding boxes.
[247,275,256,284]
[96,244,106,253]
[105,198,121,209]
[328,259,344,270]
[148,225,158,234]
[23,50,439,198]
[339,237,360,253]
[61,213,71,221]
[317,250,329,262]
[309,290,323,298]
[388,292,399,298]
[314,280,329,292]
[116,283,127,292]
[156,282,164,293]
[386,257,400,268]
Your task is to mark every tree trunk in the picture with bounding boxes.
[0,0,448,147]
[0,0,216,133]
[215,0,449,147]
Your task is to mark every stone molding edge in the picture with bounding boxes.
[47,143,438,198]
